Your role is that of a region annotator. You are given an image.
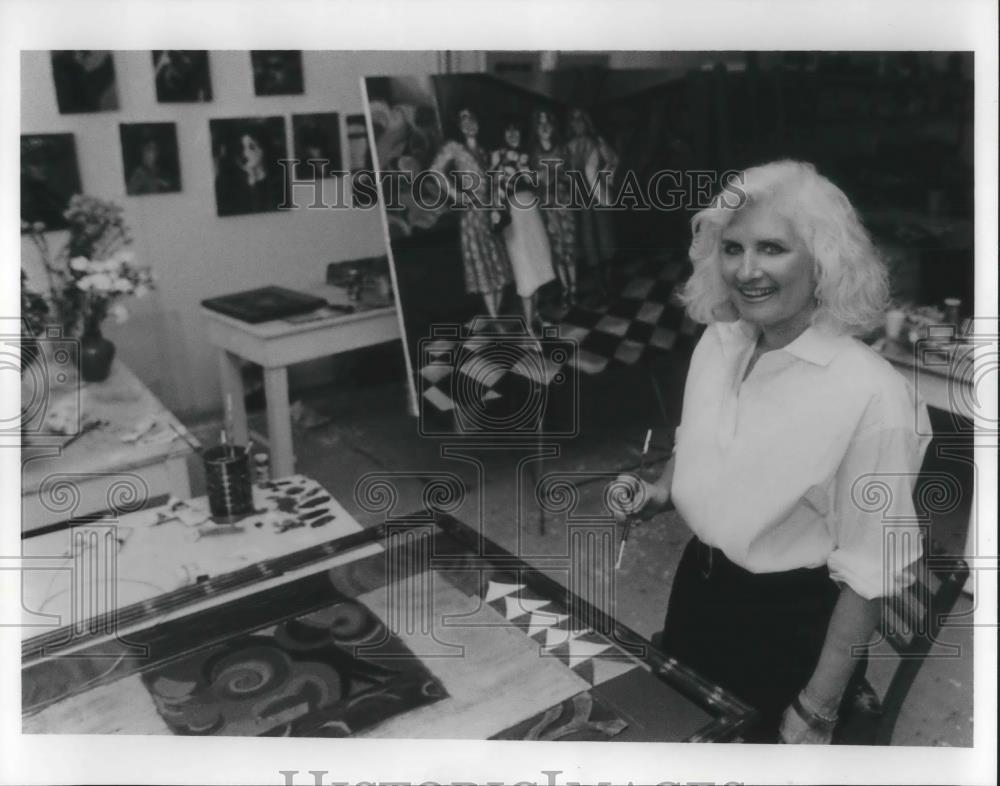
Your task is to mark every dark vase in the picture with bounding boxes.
[80,329,116,382]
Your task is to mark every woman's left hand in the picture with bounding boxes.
[779,702,834,744]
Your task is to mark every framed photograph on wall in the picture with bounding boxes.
[152,50,212,102]
[20,133,82,231]
[291,112,341,180]
[250,51,304,96]
[209,116,288,216]
[120,122,181,195]
[346,113,376,208]
[50,50,119,114]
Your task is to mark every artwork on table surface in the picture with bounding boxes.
[346,113,376,208]
[292,112,341,180]
[152,50,212,102]
[20,511,742,741]
[50,50,119,113]
[491,691,628,740]
[250,50,304,95]
[20,133,82,231]
[209,116,288,216]
[120,122,181,195]
[22,567,447,737]
[140,598,442,736]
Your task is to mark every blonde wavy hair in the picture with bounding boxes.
[678,160,889,336]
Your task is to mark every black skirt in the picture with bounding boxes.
[659,536,843,741]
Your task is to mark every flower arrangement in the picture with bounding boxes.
[22,195,155,338]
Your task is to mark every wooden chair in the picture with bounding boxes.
[834,549,970,745]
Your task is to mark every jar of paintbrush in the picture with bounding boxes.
[203,395,254,523]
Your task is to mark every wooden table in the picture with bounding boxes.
[21,360,200,535]
[202,289,402,479]
[20,490,755,742]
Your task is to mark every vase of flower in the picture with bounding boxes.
[22,196,155,383]
[80,325,116,382]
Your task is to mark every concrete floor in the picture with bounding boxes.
[186,349,975,747]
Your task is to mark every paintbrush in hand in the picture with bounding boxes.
[616,428,652,570]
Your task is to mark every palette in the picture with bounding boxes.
[20,475,381,654]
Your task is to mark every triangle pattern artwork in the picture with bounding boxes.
[479,577,640,687]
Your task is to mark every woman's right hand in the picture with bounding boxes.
[610,474,670,526]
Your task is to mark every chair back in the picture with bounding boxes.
[839,544,969,746]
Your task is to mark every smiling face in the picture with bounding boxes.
[504,124,521,149]
[719,200,818,344]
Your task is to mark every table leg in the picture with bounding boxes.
[263,365,295,479]
[217,350,249,445]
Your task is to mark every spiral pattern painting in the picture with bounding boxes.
[141,595,445,737]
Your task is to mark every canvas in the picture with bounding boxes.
[50,50,119,113]
[362,69,697,430]
[120,122,181,195]
[209,116,289,217]
[250,50,304,96]
[20,133,82,231]
[152,50,212,103]
[292,112,342,180]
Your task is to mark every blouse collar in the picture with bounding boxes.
[718,319,846,367]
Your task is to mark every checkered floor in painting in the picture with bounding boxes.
[418,254,696,416]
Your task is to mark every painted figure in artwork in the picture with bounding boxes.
[530,108,579,317]
[566,107,618,305]
[491,115,557,335]
[429,107,513,318]
[127,134,176,195]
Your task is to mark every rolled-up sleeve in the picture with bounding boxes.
[827,393,932,600]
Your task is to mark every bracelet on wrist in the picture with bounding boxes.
[793,691,838,729]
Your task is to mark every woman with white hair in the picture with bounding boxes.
[615,160,930,743]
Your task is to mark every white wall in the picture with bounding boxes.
[21,50,444,418]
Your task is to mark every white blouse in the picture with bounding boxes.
[670,320,931,599]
